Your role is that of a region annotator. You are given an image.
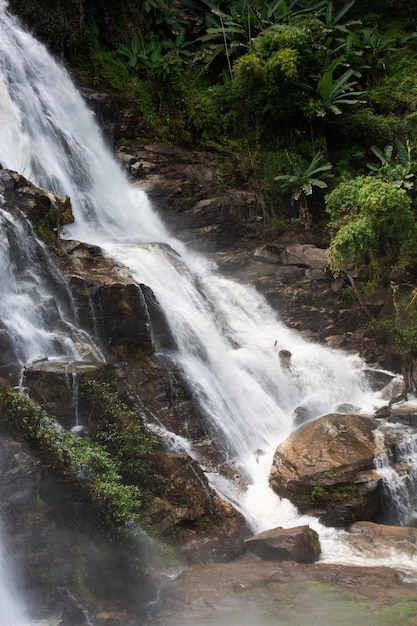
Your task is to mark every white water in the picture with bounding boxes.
[0,205,102,366]
[375,426,417,526]
[1,0,417,592]
[0,518,29,626]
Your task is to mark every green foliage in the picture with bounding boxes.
[276,150,333,199]
[310,483,357,502]
[11,0,417,226]
[339,110,402,155]
[367,48,417,114]
[117,36,142,68]
[371,287,417,361]
[275,150,333,228]
[367,139,416,190]
[326,176,416,275]
[0,379,143,529]
[79,378,158,486]
[314,67,364,117]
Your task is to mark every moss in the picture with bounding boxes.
[310,484,358,503]
[0,378,144,529]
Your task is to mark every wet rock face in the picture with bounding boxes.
[269,413,383,526]
[0,434,157,625]
[116,142,263,250]
[92,282,154,352]
[347,521,417,559]
[0,168,73,241]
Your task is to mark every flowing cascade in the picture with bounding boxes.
[0,2,416,578]
[375,429,417,526]
[0,518,29,626]
[0,206,103,367]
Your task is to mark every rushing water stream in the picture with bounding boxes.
[1,3,417,620]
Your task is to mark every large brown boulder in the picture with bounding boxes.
[244,525,321,563]
[269,413,383,526]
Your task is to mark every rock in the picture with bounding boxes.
[278,349,292,368]
[244,525,321,563]
[0,435,157,624]
[0,169,73,243]
[269,413,383,526]
[280,244,327,270]
[0,328,20,382]
[92,282,154,352]
[149,552,417,626]
[362,369,395,391]
[292,404,316,427]
[334,403,361,414]
[253,244,282,264]
[326,334,346,348]
[143,452,247,564]
[347,521,417,559]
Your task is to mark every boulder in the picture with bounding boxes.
[280,244,327,270]
[0,169,73,243]
[92,283,152,352]
[347,521,417,559]
[269,413,383,526]
[244,525,321,563]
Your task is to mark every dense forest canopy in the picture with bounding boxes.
[7,0,417,385]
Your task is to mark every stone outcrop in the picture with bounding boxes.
[0,168,73,243]
[244,525,321,563]
[269,413,384,526]
[117,141,264,250]
[20,360,246,565]
[347,521,417,559]
[149,552,417,625]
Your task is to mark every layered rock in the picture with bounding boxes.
[0,168,73,244]
[117,141,263,251]
[269,413,384,526]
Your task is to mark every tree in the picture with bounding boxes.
[326,176,415,276]
[326,175,415,303]
[326,175,417,398]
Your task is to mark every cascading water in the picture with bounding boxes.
[1,0,417,593]
[0,204,101,367]
[0,517,29,626]
[375,427,417,526]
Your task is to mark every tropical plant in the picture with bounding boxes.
[325,176,417,324]
[366,139,416,190]
[315,65,364,117]
[117,36,143,68]
[359,26,395,86]
[275,150,333,228]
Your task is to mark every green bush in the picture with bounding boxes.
[326,176,416,275]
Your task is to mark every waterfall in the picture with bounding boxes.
[0,206,90,366]
[0,518,29,626]
[375,428,417,526]
[1,0,416,585]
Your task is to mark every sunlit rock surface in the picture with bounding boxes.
[244,524,321,563]
[269,413,383,526]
